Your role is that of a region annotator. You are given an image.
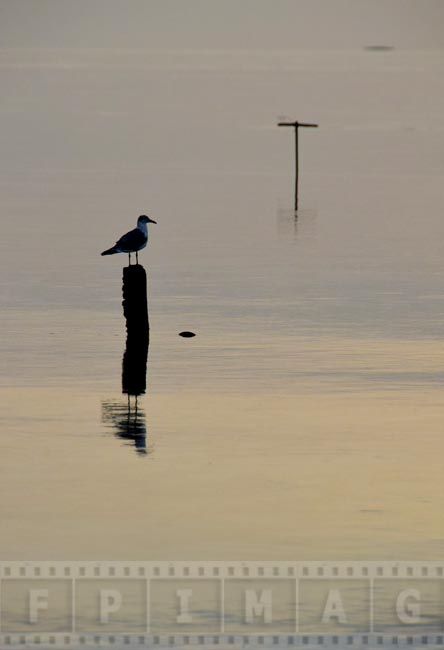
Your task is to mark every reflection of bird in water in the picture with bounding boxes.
[101,398,150,456]
[101,215,157,265]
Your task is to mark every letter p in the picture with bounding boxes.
[100,589,122,624]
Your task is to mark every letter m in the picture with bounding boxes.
[245,589,272,624]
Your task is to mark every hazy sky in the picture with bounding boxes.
[1,0,444,51]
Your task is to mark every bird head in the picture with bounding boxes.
[138,215,157,225]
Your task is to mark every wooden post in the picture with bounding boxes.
[278,121,318,211]
[294,125,299,211]
[122,264,149,396]
[122,265,149,339]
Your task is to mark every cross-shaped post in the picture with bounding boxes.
[278,120,318,211]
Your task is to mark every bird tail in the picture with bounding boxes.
[101,246,118,256]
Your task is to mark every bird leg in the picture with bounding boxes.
[136,251,139,265]
[128,253,131,266]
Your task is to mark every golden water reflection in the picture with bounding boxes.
[1,335,444,561]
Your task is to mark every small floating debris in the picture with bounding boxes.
[364,45,394,52]
[179,331,196,338]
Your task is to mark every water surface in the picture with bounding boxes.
[1,48,444,562]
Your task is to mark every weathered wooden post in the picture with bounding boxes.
[278,120,318,211]
[122,264,149,339]
[122,264,149,396]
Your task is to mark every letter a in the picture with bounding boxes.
[322,589,347,624]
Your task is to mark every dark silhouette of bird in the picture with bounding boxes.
[101,215,157,265]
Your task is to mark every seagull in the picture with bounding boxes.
[101,215,157,265]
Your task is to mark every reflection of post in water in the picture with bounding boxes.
[102,264,150,455]
[277,205,318,242]
[277,205,299,240]
[101,397,148,456]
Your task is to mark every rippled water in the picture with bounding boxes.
[1,48,444,566]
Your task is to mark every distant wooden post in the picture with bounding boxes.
[278,121,318,211]
[122,265,149,396]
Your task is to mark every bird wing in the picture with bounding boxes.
[115,227,146,252]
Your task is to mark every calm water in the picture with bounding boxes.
[1,48,444,565]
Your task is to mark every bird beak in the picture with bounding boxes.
[148,218,157,224]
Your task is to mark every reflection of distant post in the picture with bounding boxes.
[278,120,318,211]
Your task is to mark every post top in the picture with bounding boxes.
[278,121,318,127]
